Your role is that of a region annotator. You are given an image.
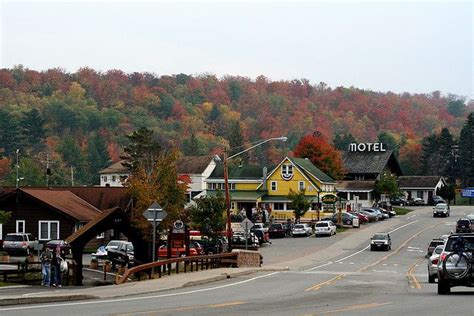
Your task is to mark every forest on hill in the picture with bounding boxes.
[0,65,472,186]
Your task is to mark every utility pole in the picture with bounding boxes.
[70,166,74,186]
[46,153,50,187]
[15,149,19,189]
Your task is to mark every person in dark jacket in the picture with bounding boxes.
[51,246,62,287]
[40,248,52,286]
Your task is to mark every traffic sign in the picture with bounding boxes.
[144,201,167,221]
[240,218,254,231]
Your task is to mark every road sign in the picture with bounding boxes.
[144,201,167,221]
[461,188,474,198]
[240,218,254,231]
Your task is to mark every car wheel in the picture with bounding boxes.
[428,274,435,283]
[370,245,374,251]
[438,279,450,294]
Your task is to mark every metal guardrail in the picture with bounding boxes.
[116,252,238,285]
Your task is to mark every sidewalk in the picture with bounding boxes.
[0,213,417,307]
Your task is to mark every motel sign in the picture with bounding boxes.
[349,142,387,152]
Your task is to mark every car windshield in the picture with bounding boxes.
[270,224,281,229]
[435,205,447,209]
[294,224,304,229]
[434,246,443,254]
[429,240,444,247]
[107,241,122,248]
[316,222,328,227]
[5,235,24,241]
[373,234,388,240]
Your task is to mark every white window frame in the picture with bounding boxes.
[16,220,25,233]
[271,181,277,191]
[38,221,60,241]
[299,181,305,191]
[96,232,105,239]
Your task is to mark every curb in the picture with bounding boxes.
[0,294,98,307]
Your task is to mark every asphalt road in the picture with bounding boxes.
[2,206,474,315]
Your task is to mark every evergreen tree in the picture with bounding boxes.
[228,121,248,163]
[57,136,87,185]
[377,131,399,157]
[420,134,440,175]
[437,128,455,179]
[208,104,221,123]
[0,109,23,157]
[87,133,111,185]
[333,133,357,151]
[188,192,226,239]
[182,133,205,156]
[459,113,474,186]
[21,108,46,153]
[122,127,162,176]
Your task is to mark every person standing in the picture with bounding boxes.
[40,247,52,286]
[51,245,62,287]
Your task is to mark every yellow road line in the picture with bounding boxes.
[317,301,392,315]
[112,301,246,316]
[407,257,423,289]
[305,274,345,291]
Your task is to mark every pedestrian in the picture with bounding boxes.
[51,245,62,287]
[40,247,52,286]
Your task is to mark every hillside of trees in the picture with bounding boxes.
[0,65,472,186]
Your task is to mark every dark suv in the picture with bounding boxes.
[456,218,472,233]
[437,233,474,294]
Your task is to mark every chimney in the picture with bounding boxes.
[262,167,268,190]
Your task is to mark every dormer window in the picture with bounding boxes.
[281,164,294,180]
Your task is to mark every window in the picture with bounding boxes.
[112,175,117,182]
[16,220,25,233]
[271,181,277,191]
[102,175,107,182]
[417,191,424,199]
[38,221,60,241]
[273,203,285,210]
[299,181,305,191]
[281,164,294,180]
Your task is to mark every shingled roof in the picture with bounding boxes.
[99,160,128,174]
[342,150,402,176]
[398,176,445,188]
[208,165,275,180]
[177,155,216,174]
[336,180,376,191]
[19,188,101,221]
[290,157,335,183]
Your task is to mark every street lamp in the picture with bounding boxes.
[15,149,19,189]
[224,136,287,251]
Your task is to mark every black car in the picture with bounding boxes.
[455,218,472,233]
[426,238,444,258]
[198,237,228,254]
[389,198,406,206]
[268,223,286,238]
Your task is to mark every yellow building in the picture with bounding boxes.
[205,157,337,222]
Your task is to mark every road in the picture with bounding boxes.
[2,206,474,315]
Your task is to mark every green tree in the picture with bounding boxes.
[122,127,162,175]
[5,156,46,186]
[0,109,23,157]
[374,171,400,200]
[377,131,399,157]
[447,99,465,117]
[87,133,111,185]
[437,184,455,204]
[182,133,206,156]
[0,210,11,224]
[57,136,87,185]
[437,128,456,179]
[459,113,474,186]
[21,108,46,153]
[420,134,440,175]
[333,133,357,151]
[228,121,248,163]
[287,189,312,223]
[188,192,226,239]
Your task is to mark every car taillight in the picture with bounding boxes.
[22,242,27,247]
[432,258,439,265]
[440,253,447,262]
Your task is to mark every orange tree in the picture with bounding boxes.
[293,134,345,180]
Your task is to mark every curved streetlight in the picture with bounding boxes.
[224,136,287,251]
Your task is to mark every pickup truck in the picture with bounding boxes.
[3,233,39,255]
[107,241,134,268]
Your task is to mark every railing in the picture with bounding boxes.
[116,252,238,285]
[0,260,41,281]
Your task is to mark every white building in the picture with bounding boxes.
[398,176,447,205]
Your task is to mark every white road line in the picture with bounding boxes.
[306,262,332,271]
[0,272,280,312]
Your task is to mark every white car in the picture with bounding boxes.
[315,221,337,236]
[428,245,444,283]
[292,223,313,237]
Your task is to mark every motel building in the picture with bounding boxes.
[205,157,338,222]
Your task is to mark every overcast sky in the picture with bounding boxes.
[1,0,472,97]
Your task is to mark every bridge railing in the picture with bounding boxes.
[116,252,239,285]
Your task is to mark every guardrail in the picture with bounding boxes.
[116,252,238,285]
[0,260,41,281]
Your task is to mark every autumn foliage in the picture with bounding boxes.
[293,134,346,180]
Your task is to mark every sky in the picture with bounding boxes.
[0,0,472,97]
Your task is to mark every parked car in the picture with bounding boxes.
[349,211,369,224]
[437,233,474,294]
[157,241,203,258]
[324,213,359,227]
[433,203,450,217]
[412,197,426,206]
[107,241,134,267]
[375,207,390,219]
[250,227,271,245]
[359,210,378,222]
[426,238,445,257]
[428,245,444,283]
[252,223,269,233]
[370,233,391,251]
[466,214,474,225]
[314,221,337,237]
[390,197,407,206]
[3,233,38,255]
[198,237,227,254]
[455,218,472,233]
[292,223,313,237]
[105,240,123,254]
[268,223,286,238]
[431,195,446,206]
[232,231,259,247]
[362,208,384,221]
[45,240,71,256]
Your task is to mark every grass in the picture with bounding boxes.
[393,206,414,216]
[0,281,16,287]
[452,192,474,206]
[336,227,349,234]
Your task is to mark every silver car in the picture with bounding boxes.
[428,245,444,283]
[292,224,313,237]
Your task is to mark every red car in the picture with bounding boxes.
[157,241,203,258]
[349,212,369,223]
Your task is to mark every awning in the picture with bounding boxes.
[205,190,267,202]
[262,195,317,203]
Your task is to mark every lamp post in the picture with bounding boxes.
[15,149,19,189]
[224,136,287,252]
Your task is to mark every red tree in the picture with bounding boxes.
[293,134,346,180]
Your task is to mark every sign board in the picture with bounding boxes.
[171,240,184,248]
[144,201,167,222]
[321,194,337,204]
[461,188,474,198]
[240,218,254,232]
[173,220,185,233]
[348,142,387,152]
